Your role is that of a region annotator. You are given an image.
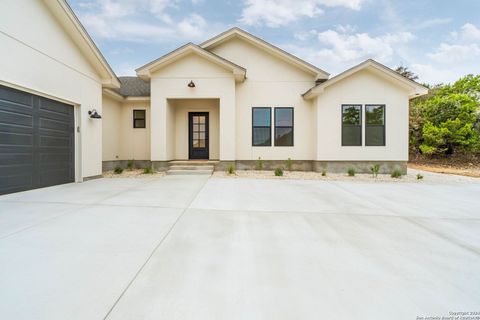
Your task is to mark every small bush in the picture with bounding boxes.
[321,170,327,176]
[274,167,283,176]
[127,159,134,170]
[143,167,154,174]
[416,173,424,180]
[285,158,293,171]
[391,169,403,178]
[370,164,380,178]
[256,157,264,170]
[227,165,235,175]
[114,166,123,174]
[347,168,356,177]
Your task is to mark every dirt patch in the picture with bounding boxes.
[409,154,480,178]
[103,169,165,178]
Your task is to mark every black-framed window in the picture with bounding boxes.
[133,109,146,128]
[365,105,385,146]
[252,107,271,146]
[274,107,294,146]
[342,105,362,146]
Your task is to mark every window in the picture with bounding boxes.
[252,108,271,146]
[365,105,385,146]
[342,105,362,146]
[274,107,294,146]
[133,110,146,128]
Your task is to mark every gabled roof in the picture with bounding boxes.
[200,27,329,80]
[44,0,120,88]
[136,43,246,82]
[302,59,429,100]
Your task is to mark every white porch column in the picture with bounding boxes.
[219,80,236,161]
[150,80,168,161]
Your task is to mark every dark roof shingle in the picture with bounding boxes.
[112,76,150,97]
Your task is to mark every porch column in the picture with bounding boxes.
[219,87,236,161]
[150,92,168,161]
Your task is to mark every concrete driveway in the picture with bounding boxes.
[0,173,479,320]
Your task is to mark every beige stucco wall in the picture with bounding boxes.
[209,37,317,160]
[169,99,220,160]
[102,95,151,161]
[0,0,103,179]
[120,101,151,160]
[150,53,236,161]
[102,95,122,161]
[315,69,410,161]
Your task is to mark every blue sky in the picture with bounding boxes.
[69,0,480,84]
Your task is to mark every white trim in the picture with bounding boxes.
[303,59,429,99]
[136,43,246,82]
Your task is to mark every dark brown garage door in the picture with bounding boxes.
[0,84,75,195]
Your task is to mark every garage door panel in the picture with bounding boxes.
[40,117,71,132]
[0,85,74,195]
[0,86,33,107]
[0,131,34,146]
[0,153,33,166]
[0,175,33,194]
[0,109,33,127]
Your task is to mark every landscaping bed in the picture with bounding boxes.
[213,170,423,182]
[103,169,165,178]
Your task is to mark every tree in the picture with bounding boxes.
[395,65,419,81]
[414,75,480,155]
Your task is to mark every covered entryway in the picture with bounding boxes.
[189,112,209,159]
[165,98,219,161]
[0,84,75,195]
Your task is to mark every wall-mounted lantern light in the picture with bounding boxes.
[187,80,196,88]
[88,109,102,119]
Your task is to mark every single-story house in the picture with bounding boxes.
[0,0,428,194]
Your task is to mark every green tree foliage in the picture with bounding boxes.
[410,74,480,156]
[395,65,419,81]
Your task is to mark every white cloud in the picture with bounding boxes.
[314,29,413,64]
[412,23,480,84]
[77,0,211,43]
[427,23,480,64]
[414,18,451,30]
[240,0,364,27]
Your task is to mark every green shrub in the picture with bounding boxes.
[114,166,123,174]
[321,170,327,176]
[370,164,380,178]
[256,157,264,170]
[416,173,424,180]
[227,165,235,175]
[127,159,134,170]
[274,167,283,176]
[143,167,154,174]
[347,168,356,177]
[391,169,403,178]
[285,158,293,171]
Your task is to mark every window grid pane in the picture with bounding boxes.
[366,105,385,146]
[341,105,361,146]
[252,108,272,146]
[274,107,293,146]
[133,109,146,128]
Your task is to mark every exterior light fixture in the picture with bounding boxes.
[88,109,102,119]
[188,80,195,88]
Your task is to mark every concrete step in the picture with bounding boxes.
[168,160,218,166]
[166,169,213,175]
[169,165,214,170]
